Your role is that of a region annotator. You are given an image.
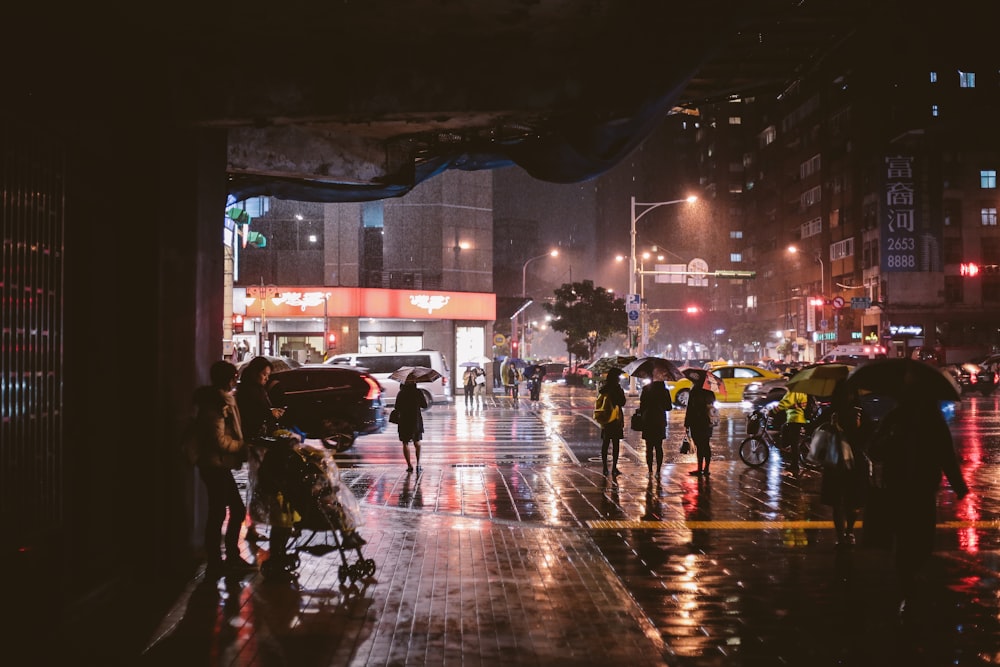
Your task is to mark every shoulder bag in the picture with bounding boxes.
[630,409,644,432]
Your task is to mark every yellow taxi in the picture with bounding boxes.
[667,363,781,406]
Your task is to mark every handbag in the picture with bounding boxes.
[679,439,692,454]
[389,409,400,424]
[807,423,841,465]
[708,405,721,427]
[630,410,644,432]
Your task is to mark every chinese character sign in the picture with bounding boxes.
[881,155,920,272]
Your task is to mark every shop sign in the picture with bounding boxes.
[236,286,496,320]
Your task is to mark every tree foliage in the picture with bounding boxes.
[543,280,626,362]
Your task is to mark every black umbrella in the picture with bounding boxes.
[844,358,960,402]
[622,356,685,381]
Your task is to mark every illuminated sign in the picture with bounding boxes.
[236,286,495,321]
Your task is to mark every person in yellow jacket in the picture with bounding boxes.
[772,390,810,472]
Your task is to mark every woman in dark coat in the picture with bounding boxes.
[638,367,673,477]
[396,376,428,471]
[819,385,868,546]
[867,397,968,612]
[598,369,627,476]
[683,369,717,477]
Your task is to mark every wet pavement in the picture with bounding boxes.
[140,387,1000,666]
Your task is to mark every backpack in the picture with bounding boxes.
[593,393,619,424]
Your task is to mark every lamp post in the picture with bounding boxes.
[629,196,697,357]
[515,249,558,359]
[788,245,827,359]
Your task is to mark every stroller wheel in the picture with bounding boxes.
[338,565,349,583]
[362,558,377,577]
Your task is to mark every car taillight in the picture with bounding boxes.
[363,376,381,401]
[442,375,448,387]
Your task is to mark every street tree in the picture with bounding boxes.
[543,280,626,368]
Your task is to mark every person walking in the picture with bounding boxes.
[816,385,868,547]
[396,375,428,471]
[866,397,968,615]
[526,364,543,401]
[683,368,717,477]
[192,360,255,576]
[638,367,673,478]
[473,367,487,407]
[772,389,810,472]
[596,369,627,476]
[463,366,477,409]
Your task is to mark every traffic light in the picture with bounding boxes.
[685,305,701,314]
[232,313,244,333]
[961,262,980,277]
[327,332,337,349]
[809,297,825,307]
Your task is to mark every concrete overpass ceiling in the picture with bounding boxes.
[9,0,875,202]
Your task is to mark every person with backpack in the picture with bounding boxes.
[594,369,627,476]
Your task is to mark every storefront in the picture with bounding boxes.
[232,285,496,369]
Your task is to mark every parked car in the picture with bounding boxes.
[742,376,788,404]
[266,364,387,450]
[541,362,569,382]
[942,362,998,395]
[325,350,451,406]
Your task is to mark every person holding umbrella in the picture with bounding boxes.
[638,366,674,478]
[395,374,428,472]
[683,368,717,477]
[596,368,627,476]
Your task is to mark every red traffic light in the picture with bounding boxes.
[961,262,980,277]
[232,314,244,333]
[327,332,337,348]
[685,305,701,314]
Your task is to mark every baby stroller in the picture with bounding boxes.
[252,436,375,584]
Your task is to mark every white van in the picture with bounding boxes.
[325,350,451,406]
[819,344,888,364]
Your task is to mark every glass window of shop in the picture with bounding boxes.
[361,335,423,353]
[455,326,486,366]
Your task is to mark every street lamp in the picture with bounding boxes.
[629,195,697,357]
[787,245,824,295]
[514,249,558,358]
[788,245,827,358]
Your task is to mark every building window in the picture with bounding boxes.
[831,238,854,260]
[981,170,997,188]
[729,116,742,125]
[730,253,743,263]
[800,185,822,209]
[800,217,822,239]
[959,70,976,88]
[982,207,998,226]
[759,125,776,147]
[929,71,937,83]
[931,104,939,117]
[799,154,821,180]
[730,230,743,239]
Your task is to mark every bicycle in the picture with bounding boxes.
[738,408,814,468]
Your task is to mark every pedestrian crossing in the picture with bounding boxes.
[345,403,576,467]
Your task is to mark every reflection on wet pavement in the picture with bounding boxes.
[150,391,1000,665]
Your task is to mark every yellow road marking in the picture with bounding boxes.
[586,519,1000,530]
